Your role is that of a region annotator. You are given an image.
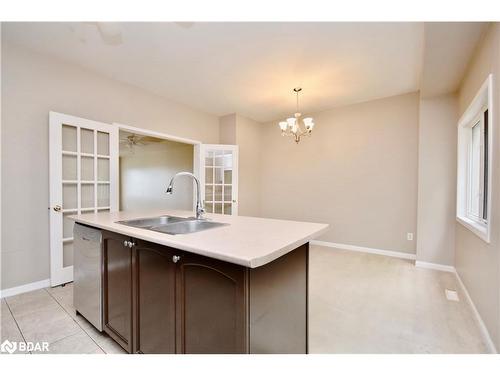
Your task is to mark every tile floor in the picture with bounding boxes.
[0,246,489,354]
[1,282,126,354]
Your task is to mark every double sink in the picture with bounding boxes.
[116,215,228,235]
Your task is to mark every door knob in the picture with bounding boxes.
[53,205,62,212]
[172,255,181,263]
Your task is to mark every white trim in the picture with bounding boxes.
[415,261,456,273]
[114,123,202,145]
[310,240,416,260]
[0,279,50,299]
[454,271,498,354]
[456,216,489,242]
[456,74,493,243]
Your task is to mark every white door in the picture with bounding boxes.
[199,144,239,215]
[49,112,118,286]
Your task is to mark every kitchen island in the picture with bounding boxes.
[71,209,328,354]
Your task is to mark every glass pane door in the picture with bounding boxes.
[50,112,117,286]
[201,145,238,215]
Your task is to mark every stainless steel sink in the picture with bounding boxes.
[116,215,189,229]
[150,220,228,235]
[116,216,228,235]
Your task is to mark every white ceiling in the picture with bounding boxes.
[2,22,487,122]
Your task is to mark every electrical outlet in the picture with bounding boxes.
[407,232,414,241]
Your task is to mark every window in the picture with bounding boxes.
[457,75,493,242]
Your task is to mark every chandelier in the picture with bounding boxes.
[278,87,315,144]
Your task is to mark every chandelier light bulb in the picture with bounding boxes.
[303,117,314,130]
[279,121,288,131]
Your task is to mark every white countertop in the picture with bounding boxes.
[70,209,329,268]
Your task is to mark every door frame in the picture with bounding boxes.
[113,123,203,211]
[49,112,119,286]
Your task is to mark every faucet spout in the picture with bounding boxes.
[166,172,205,219]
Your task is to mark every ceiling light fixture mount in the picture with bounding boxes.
[278,87,314,144]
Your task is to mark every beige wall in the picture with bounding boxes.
[259,92,419,254]
[416,94,458,266]
[455,23,500,350]
[119,140,194,212]
[219,114,263,217]
[1,42,219,290]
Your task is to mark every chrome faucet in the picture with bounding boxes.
[166,172,205,219]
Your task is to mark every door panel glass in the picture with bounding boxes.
[81,184,95,208]
[63,213,74,239]
[97,131,110,155]
[205,151,214,167]
[97,184,110,207]
[63,184,77,210]
[214,168,223,184]
[98,158,110,181]
[81,128,94,154]
[224,170,232,184]
[205,167,214,184]
[223,203,232,215]
[62,125,77,152]
[224,185,232,201]
[62,155,77,180]
[214,185,223,201]
[214,151,224,167]
[81,156,94,181]
[205,185,213,202]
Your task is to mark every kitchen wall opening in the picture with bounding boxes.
[119,131,194,211]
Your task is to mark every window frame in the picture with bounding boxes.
[457,74,494,243]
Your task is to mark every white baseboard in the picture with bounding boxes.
[310,240,416,260]
[454,271,498,354]
[415,261,456,273]
[0,278,50,299]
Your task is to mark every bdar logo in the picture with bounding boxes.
[1,339,17,354]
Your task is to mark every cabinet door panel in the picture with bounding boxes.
[134,241,176,354]
[176,253,247,353]
[102,231,132,353]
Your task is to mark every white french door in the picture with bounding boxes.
[198,144,239,215]
[49,112,118,286]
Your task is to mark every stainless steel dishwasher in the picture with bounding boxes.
[74,223,103,331]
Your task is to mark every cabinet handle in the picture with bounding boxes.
[172,255,181,263]
[127,241,135,248]
[123,240,128,247]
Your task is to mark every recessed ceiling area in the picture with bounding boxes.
[2,22,488,122]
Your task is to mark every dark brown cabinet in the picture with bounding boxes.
[133,240,176,354]
[102,230,308,354]
[175,252,247,353]
[102,231,133,353]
